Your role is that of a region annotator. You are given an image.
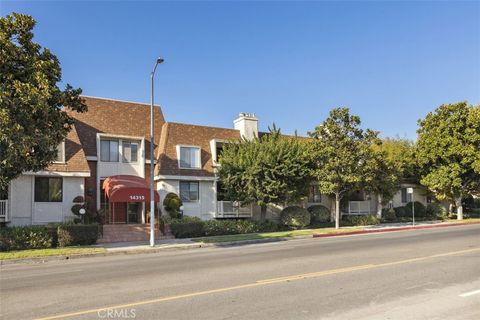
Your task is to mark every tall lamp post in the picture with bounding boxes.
[150,57,164,247]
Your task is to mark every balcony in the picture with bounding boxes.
[216,201,252,218]
[347,201,371,215]
[0,200,8,222]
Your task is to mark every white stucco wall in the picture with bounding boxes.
[392,185,428,208]
[8,176,85,226]
[157,179,216,220]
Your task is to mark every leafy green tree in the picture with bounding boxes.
[377,137,419,181]
[309,108,381,228]
[0,13,86,190]
[218,126,312,221]
[416,102,480,219]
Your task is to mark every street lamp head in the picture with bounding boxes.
[156,57,164,64]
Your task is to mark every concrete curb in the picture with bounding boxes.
[2,221,479,265]
[313,221,480,238]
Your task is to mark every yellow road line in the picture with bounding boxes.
[35,247,480,320]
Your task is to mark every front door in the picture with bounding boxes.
[126,202,140,224]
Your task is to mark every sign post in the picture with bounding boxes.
[407,187,414,227]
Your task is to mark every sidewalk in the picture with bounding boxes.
[2,219,479,265]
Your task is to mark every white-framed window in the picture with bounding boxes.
[178,146,201,169]
[100,139,119,162]
[180,181,199,202]
[401,188,412,203]
[52,141,65,163]
[308,185,322,203]
[34,177,63,202]
[122,140,139,163]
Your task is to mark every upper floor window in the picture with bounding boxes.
[178,146,201,169]
[308,185,322,203]
[122,140,139,163]
[52,141,65,163]
[35,177,63,202]
[401,188,412,203]
[100,139,119,162]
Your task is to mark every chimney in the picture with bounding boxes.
[234,112,258,141]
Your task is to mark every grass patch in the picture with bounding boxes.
[443,218,480,224]
[195,226,364,244]
[0,247,106,260]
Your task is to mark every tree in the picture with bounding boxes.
[377,137,418,181]
[365,143,401,218]
[416,102,480,220]
[309,108,380,228]
[0,13,86,190]
[217,126,312,221]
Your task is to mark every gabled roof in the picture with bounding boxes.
[47,123,90,174]
[155,122,240,177]
[67,96,165,158]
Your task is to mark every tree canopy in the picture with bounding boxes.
[309,108,387,228]
[0,13,86,190]
[416,102,480,219]
[217,126,312,221]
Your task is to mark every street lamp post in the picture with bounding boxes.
[150,57,164,247]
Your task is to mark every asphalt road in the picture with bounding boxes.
[1,224,479,320]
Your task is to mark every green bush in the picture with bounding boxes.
[382,208,396,221]
[57,224,99,247]
[343,214,379,226]
[307,205,331,223]
[426,203,447,219]
[405,201,427,218]
[204,219,240,236]
[0,226,52,251]
[394,206,409,218]
[169,216,205,238]
[163,193,183,219]
[280,206,311,229]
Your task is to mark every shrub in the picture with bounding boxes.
[382,208,396,221]
[405,201,426,218]
[0,226,52,251]
[307,205,331,223]
[426,203,447,220]
[343,214,379,226]
[57,224,99,247]
[169,216,205,238]
[163,193,183,219]
[204,219,239,236]
[280,206,310,229]
[394,206,409,218]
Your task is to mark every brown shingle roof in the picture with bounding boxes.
[47,123,90,174]
[155,122,240,177]
[68,96,165,158]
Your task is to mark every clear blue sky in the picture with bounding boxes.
[2,1,479,139]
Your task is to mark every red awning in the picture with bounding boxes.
[102,175,160,203]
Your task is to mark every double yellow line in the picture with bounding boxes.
[36,247,480,320]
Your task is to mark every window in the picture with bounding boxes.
[122,140,139,163]
[308,185,322,203]
[179,146,201,169]
[401,188,412,203]
[35,177,63,202]
[54,142,65,163]
[100,139,119,162]
[180,181,199,202]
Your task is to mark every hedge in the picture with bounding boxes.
[0,226,52,251]
[57,224,99,247]
[307,205,331,223]
[280,206,311,229]
[168,216,205,238]
[405,201,427,218]
[343,214,379,226]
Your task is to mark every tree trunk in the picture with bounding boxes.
[260,205,267,222]
[335,193,340,229]
[455,197,463,220]
[377,194,383,219]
